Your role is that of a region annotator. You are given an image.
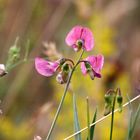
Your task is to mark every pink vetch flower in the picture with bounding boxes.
[35,57,59,77]
[65,25,94,52]
[81,54,104,79]
[35,57,72,84]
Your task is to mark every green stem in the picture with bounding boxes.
[46,50,84,140]
[24,39,30,61]
[86,97,90,140]
[110,95,116,140]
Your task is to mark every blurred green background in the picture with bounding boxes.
[0,0,140,140]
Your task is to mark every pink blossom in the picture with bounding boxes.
[35,57,59,77]
[65,26,94,51]
[81,54,104,79]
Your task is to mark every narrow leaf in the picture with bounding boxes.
[86,97,90,140]
[73,93,82,140]
[131,104,140,139]
[126,95,133,140]
[90,108,97,140]
[127,101,140,140]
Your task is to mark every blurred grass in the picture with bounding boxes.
[0,0,139,140]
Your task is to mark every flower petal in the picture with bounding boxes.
[35,57,59,77]
[65,26,83,47]
[81,55,104,78]
[87,54,104,75]
[81,62,87,75]
[81,27,94,51]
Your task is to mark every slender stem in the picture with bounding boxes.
[86,97,90,140]
[110,95,116,140]
[46,50,84,140]
[65,58,75,66]
[24,39,30,61]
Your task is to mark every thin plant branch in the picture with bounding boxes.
[64,94,140,140]
[110,95,116,140]
[45,50,84,140]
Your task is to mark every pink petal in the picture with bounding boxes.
[35,57,59,77]
[87,54,104,74]
[81,62,87,75]
[65,26,94,52]
[65,26,83,47]
[81,27,94,51]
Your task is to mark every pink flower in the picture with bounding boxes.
[35,57,59,77]
[35,58,72,84]
[81,54,104,79]
[65,26,94,51]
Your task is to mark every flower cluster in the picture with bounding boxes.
[35,26,104,84]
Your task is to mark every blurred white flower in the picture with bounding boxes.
[0,64,7,77]
[34,135,42,140]
[43,42,62,59]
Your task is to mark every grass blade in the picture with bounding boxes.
[127,102,140,140]
[86,97,90,140]
[73,93,82,140]
[110,95,116,140]
[131,104,140,139]
[126,95,133,140]
[90,108,97,140]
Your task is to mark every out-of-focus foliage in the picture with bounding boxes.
[0,0,140,140]
[0,118,32,140]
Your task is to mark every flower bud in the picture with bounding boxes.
[56,63,70,84]
[104,90,114,116]
[0,64,8,77]
[104,94,112,105]
[76,39,84,47]
[88,70,95,80]
[117,94,123,112]
[74,39,84,52]
[56,71,69,84]
[6,38,20,70]
[104,104,112,116]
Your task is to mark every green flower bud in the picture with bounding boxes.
[117,94,123,113]
[56,71,69,84]
[62,63,70,73]
[76,39,84,48]
[104,104,112,116]
[117,95,123,104]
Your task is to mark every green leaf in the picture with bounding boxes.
[86,97,90,140]
[87,108,97,140]
[131,104,140,138]
[126,95,133,140]
[73,94,82,140]
[127,97,140,140]
[90,108,97,140]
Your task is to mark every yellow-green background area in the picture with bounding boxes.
[0,0,140,140]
